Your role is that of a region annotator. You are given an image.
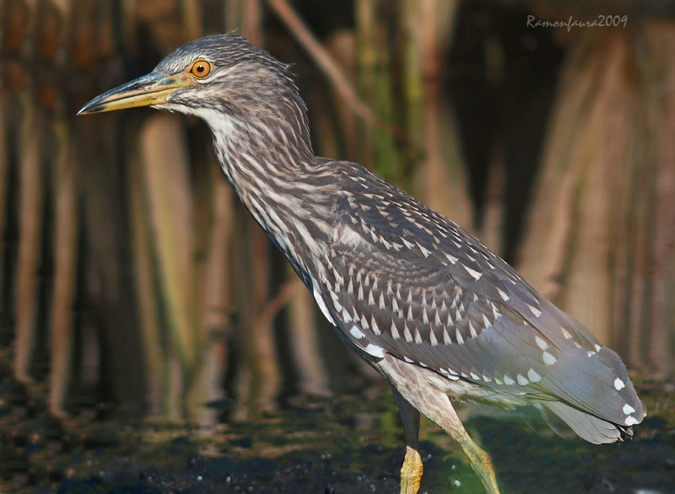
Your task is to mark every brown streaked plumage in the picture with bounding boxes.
[79,34,646,494]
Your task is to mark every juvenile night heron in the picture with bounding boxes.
[79,34,646,494]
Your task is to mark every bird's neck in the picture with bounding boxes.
[203,109,334,287]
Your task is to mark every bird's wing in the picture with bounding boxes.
[313,163,644,438]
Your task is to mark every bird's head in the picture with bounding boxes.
[79,34,310,148]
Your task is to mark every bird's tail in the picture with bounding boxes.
[540,400,633,444]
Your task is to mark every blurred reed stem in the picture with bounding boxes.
[286,277,329,395]
[130,147,166,415]
[179,0,202,41]
[628,23,674,377]
[197,159,233,423]
[325,30,359,160]
[403,0,471,229]
[48,121,79,418]
[0,95,8,271]
[139,114,200,390]
[0,91,13,345]
[14,95,42,384]
[356,0,400,182]
[519,30,623,345]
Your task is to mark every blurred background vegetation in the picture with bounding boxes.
[0,0,672,431]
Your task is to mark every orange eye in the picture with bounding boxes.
[189,59,212,78]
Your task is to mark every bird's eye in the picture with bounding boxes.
[189,59,212,78]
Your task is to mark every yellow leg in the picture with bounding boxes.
[389,385,424,494]
[400,445,423,494]
[458,437,500,494]
[382,357,501,493]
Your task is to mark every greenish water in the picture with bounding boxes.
[1,375,673,493]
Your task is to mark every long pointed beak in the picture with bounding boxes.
[78,71,191,115]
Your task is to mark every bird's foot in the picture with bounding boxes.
[460,438,501,494]
[400,445,423,494]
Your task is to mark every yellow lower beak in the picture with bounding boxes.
[78,71,192,115]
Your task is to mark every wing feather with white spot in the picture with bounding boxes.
[313,162,645,441]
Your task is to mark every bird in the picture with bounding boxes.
[78,34,646,494]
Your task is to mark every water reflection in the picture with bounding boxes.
[0,378,672,493]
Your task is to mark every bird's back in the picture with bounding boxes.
[307,159,645,444]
